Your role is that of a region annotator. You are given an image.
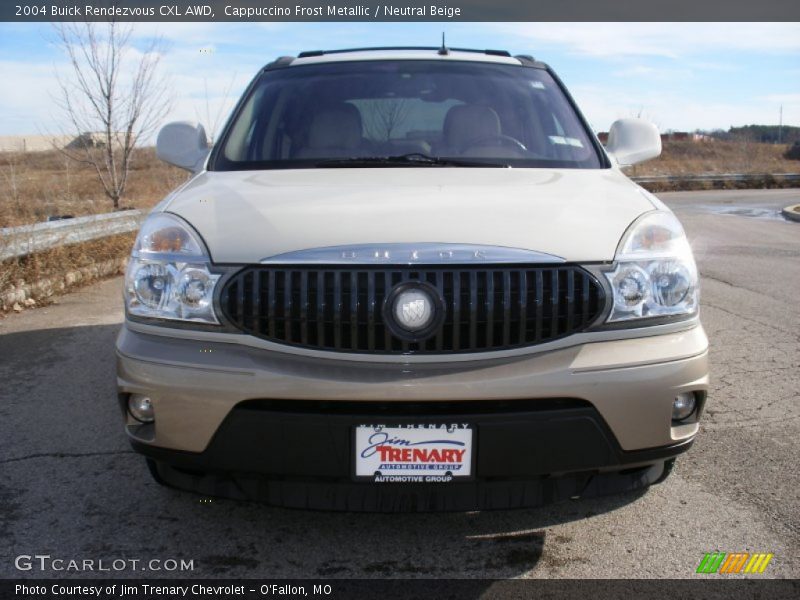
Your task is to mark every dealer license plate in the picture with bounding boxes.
[354,424,473,482]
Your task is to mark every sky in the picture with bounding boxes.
[0,21,798,140]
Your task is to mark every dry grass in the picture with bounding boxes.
[630,140,800,177]
[0,147,186,228]
[628,141,800,192]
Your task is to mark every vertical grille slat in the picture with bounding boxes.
[350,271,359,351]
[333,271,343,350]
[550,269,560,337]
[252,270,261,335]
[518,270,528,345]
[399,270,411,352]
[236,273,245,325]
[383,271,393,350]
[453,272,462,351]
[534,269,544,342]
[469,271,478,349]
[566,268,575,333]
[502,270,511,347]
[222,264,603,354]
[316,271,325,347]
[267,270,277,338]
[283,271,293,342]
[299,270,308,344]
[434,270,444,351]
[581,271,590,329]
[485,271,495,348]
[367,270,376,351]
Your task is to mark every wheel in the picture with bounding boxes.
[145,458,168,486]
[653,458,677,485]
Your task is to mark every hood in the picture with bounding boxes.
[163,168,655,264]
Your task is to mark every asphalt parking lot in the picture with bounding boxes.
[0,188,798,579]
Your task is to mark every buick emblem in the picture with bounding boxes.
[384,282,445,342]
[395,291,433,331]
[403,299,425,321]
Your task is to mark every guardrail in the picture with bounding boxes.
[1,171,799,261]
[630,173,800,184]
[0,210,145,261]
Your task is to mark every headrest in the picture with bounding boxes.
[443,105,501,150]
[307,103,363,150]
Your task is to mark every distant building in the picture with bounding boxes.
[0,134,72,152]
[0,132,132,153]
[661,131,714,142]
[665,132,690,141]
[65,131,135,150]
[595,131,715,144]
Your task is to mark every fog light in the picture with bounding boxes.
[672,392,696,421]
[128,394,155,423]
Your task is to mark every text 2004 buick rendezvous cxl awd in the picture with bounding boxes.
[116,47,708,511]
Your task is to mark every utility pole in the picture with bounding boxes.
[778,105,783,144]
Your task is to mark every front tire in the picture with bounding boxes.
[145,458,168,486]
[653,458,676,484]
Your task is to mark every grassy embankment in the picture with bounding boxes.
[626,140,800,190]
[0,148,184,310]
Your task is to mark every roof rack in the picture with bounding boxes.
[515,54,548,69]
[263,55,295,70]
[296,46,513,58]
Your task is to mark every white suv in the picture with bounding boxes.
[117,47,708,511]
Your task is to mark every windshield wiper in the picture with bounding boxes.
[315,153,510,168]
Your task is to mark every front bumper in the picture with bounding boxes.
[116,323,708,510]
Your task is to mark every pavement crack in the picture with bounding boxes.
[700,272,739,288]
[0,450,134,464]
[699,271,796,303]
[702,301,794,336]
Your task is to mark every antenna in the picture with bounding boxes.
[438,32,449,56]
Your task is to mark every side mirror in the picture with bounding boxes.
[156,121,209,172]
[605,118,662,167]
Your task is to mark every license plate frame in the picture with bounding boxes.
[352,423,475,483]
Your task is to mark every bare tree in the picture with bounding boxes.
[194,73,238,144]
[53,22,171,209]
[365,99,411,142]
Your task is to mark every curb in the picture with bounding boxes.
[781,204,800,222]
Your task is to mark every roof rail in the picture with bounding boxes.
[514,54,547,68]
[264,55,295,70]
[297,46,512,58]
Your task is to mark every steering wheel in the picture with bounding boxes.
[460,134,528,154]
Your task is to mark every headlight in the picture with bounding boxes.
[604,211,698,323]
[125,213,220,324]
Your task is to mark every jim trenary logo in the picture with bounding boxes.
[696,552,773,574]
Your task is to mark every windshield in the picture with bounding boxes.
[212,60,605,170]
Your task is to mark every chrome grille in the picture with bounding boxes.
[220,265,605,354]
